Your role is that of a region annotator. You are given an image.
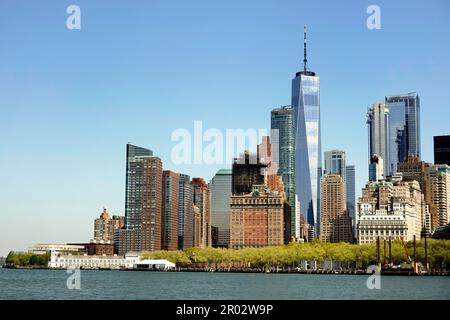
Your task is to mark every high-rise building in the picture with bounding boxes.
[94,207,115,242]
[191,178,211,248]
[434,135,450,166]
[193,205,202,247]
[292,27,321,233]
[324,150,346,181]
[116,144,162,254]
[319,174,353,243]
[398,156,436,234]
[178,174,193,250]
[323,151,356,234]
[357,175,423,244]
[210,169,232,247]
[345,165,356,233]
[367,102,390,177]
[162,171,179,251]
[125,144,154,229]
[430,164,450,227]
[271,106,296,234]
[230,185,285,248]
[385,93,421,174]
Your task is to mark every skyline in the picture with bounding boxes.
[1,0,450,256]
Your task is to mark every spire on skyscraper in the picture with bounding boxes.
[303,26,307,73]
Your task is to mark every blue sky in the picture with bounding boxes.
[1,0,449,256]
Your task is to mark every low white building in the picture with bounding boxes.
[48,252,140,270]
[134,259,176,270]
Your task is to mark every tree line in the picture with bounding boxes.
[142,240,450,271]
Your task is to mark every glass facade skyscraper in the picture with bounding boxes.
[292,29,321,232]
[210,169,232,247]
[271,106,295,235]
[385,93,421,175]
[367,102,390,177]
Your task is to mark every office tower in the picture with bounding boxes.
[162,171,179,251]
[345,165,356,233]
[430,165,450,227]
[232,151,267,195]
[271,106,296,234]
[116,144,162,254]
[367,102,390,177]
[398,156,436,234]
[324,150,346,181]
[319,174,353,243]
[434,135,450,166]
[178,174,193,250]
[230,185,285,248]
[191,178,211,248]
[385,93,421,174]
[357,175,423,244]
[369,155,385,182]
[94,207,115,242]
[210,169,232,247]
[292,27,321,232]
[125,144,153,229]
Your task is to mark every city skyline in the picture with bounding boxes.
[1,0,450,256]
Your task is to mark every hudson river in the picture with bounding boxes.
[1,268,449,300]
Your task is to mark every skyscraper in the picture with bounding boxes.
[210,169,232,247]
[323,151,356,235]
[292,27,321,232]
[385,93,421,174]
[434,135,450,166]
[324,150,346,181]
[116,144,163,254]
[319,174,353,243]
[345,165,356,233]
[367,102,390,177]
[271,106,295,234]
[178,174,193,250]
[232,151,267,196]
[125,144,154,229]
[162,170,179,251]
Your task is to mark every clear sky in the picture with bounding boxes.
[1,0,449,256]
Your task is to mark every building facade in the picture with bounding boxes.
[397,156,436,234]
[319,174,353,243]
[117,144,163,254]
[324,150,346,181]
[385,93,421,175]
[162,171,179,251]
[178,174,193,250]
[210,169,232,247]
[357,176,423,244]
[434,135,450,166]
[346,165,356,233]
[94,207,114,242]
[292,28,321,232]
[232,151,267,196]
[191,178,211,248]
[230,185,285,248]
[430,164,450,227]
[271,106,296,234]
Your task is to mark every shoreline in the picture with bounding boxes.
[3,266,449,276]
